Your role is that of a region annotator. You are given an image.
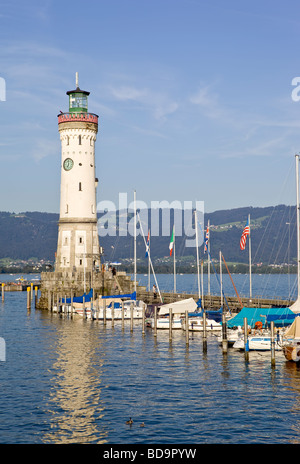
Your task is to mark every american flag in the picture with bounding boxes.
[240,219,250,250]
[145,230,150,257]
[204,225,210,253]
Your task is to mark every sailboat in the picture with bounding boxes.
[282,316,300,361]
[282,154,300,361]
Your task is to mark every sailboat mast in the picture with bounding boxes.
[248,213,252,299]
[296,154,300,299]
[207,219,211,296]
[134,190,137,293]
[219,250,223,307]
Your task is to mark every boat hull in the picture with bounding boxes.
[283,340,300,362]
[233,336,283,351]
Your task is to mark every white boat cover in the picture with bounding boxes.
[158,298,197,315]
[289,298,300,314]
[284,316,300,338]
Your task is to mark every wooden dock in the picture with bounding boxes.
[135,289,293,313]
[0,281,41,292]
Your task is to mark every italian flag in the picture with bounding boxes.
[169,227,174,256]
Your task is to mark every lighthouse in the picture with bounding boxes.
[55,73,100,277]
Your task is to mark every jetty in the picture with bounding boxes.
[35,269,293,313]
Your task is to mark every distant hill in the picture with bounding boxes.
[0,205,297,267]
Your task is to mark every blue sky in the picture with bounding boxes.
[0,0,300,214]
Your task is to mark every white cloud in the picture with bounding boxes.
[109,83,178,121]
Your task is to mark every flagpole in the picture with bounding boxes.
[207,219,211,296]
[195,211,201,299]
[248,213,252,299]
[148,232,151,292]
[173,225,176,293]
[201,259,204,309]
[219,250,223,307]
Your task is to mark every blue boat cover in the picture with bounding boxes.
[62,290,136,304]
[227,307,296,328]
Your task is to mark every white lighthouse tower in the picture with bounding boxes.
[55,73,100,278]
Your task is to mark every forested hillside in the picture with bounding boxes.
[0,204,296,268]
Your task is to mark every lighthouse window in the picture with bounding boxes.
[78,135,82,145]
[66,136,69,145]
[79,182,82,191]
[79,259,82,266]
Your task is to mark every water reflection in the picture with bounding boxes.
[281,361,300,443]
[41,316,107,444]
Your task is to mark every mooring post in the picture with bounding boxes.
[271,321,275,366]
[121,301,124,329]
[31,282,33,300]
[203,311,207,353]
[71,291,74,315]
[34,286,38,308]
[82,296,85,318]
[47,290,51,311]
[169,309,173,342]
[112,301,115,327]
[222,312,228,354]
[154,306,157,337]
[185,310,189,346]
[130,302,134,332]
[27,286,31,310]
[103,299,106,325]
[96,294,99,319]
[1,283,4,303]
[244,317,249,361]
[142,303,146,335]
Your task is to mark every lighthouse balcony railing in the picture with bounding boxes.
[58,112,98,124]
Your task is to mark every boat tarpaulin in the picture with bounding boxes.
[63,290,136,304]
[227,307,295,328]
[100,291,136,300]
[159,298,197,315]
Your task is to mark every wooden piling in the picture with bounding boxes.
[185,310,189,346]
[203,311,207,353]
[121,301,124,329]
[112,301,115,327]
[270,321,275,366]
[96,295,99,319]
[27,286,31,310]
[103,299,106,325]
[34,286,38,308]
[244,317,249,361]
[48,290,51,311]
[222,312,228,354]
[169,309,173,342]
[2,283,4,303]
[154,306,157,337]
[130,302,134,332]
[142,303,146,335]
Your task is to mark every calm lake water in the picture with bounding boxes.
[1,273,300,445]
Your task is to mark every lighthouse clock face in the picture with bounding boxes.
[63,158,74,171]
